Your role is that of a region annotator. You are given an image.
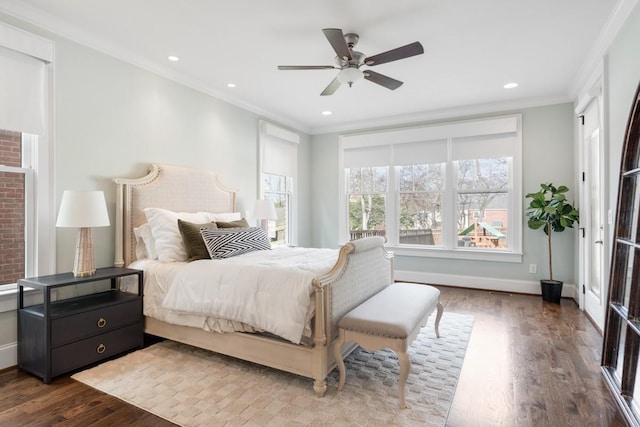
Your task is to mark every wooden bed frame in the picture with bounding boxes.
[113,163,394,396]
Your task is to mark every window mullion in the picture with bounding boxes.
[441,140,456,249]
[387,166,398,245]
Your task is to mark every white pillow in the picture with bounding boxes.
[133,223,157,260]
[144,208,212,262]
[199,212,242,222]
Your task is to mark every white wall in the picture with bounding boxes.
[310,104,578,295]
[0,12,312,357]
[606,4,640,235]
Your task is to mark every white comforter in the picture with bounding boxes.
[130,246,339,344]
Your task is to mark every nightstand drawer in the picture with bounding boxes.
[51,323,142,377]
[51,298,142,346]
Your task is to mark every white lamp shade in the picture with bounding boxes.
[337,67,364,85]
[56,190,110,228]
[253,199,278,220]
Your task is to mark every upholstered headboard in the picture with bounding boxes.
[113,164,237,266]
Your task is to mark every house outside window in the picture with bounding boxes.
[0,130,26,286]
[258,120,299,246]
[340,115,522,263]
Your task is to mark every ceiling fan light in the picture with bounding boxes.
[337,67,364,87]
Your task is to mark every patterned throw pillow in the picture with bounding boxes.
[177,219,218,262]
[200,227,271,259]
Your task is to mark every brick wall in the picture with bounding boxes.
[0,130,25,285]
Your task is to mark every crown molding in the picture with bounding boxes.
[309,95,572,135]
[570,0,638,100]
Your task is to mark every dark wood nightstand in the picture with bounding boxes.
[17,267,143,383]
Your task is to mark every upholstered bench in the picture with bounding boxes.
[332,282,443,408]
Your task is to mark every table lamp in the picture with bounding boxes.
[56,190,110,277]
[253,199,277,233]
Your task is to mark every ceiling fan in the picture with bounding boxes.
[278,28,424,96]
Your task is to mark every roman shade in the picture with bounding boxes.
[0,22,53,136]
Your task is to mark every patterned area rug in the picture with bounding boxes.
[72,313,473,427]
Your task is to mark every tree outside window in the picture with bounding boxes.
[347,167,387,240]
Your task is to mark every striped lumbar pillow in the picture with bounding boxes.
[200,227,271,259]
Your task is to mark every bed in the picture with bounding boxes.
[113,163,394,396]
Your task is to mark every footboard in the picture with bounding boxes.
[311,236,394,348]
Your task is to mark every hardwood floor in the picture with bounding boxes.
[442,287,626,427]
[0,287,627,426]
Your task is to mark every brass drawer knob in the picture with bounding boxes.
[97,317,107,328]
[96,343,106,354]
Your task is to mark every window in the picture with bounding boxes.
[456,157,510,248]
[258,121,299,246]
[262,172,292,245]
[0,23,54,298]
[399,163,442,246]
[340,115,522,262]
[347,166,387,240]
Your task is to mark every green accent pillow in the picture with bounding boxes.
[215,218,250,228]
[177,219,218,261]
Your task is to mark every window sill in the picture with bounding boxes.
[388,245,523,263]
[0,286,43,313]
[0,287,17,313]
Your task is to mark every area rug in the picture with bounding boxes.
[72,312,474,427]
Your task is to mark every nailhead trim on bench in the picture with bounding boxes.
[332,282,444,409]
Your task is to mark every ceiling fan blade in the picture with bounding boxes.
[364,70,403,90]
[278,65,336,70]
[365,41,424,66]
[320,77,341,96]
[322,28,352,61]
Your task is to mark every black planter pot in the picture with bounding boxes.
[540,279,563,303]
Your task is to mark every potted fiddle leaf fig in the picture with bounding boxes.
[525,183,580,303]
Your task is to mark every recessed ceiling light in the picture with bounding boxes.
[504,82,518,89]
[227,83,236,88]
[168,55,179,62]
[322,111,332,116]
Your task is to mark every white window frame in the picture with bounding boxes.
[258,120,299,246]
[262,172,293,245]
[339,115,523,263]
[0,23,55,311]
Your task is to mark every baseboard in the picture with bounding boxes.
[0,342,17,370]
[395,270,578,300]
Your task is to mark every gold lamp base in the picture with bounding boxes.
[73,227,96,277]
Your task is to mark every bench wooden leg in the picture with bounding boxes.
[434,301,444,338]
[333,337,347,391]
[397,349,410,409]
[313,379,327,397]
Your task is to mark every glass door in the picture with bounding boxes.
[602,82,640,425]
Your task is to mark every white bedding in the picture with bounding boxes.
[128,246,339,344]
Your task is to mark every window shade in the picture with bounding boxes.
[344,145,391,168]
[263,136,298,177]
[0,46,46,135]
[392,139,448,165]
[260,121,299,178]
[451,135,516,161]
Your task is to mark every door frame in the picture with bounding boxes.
[576,64,609,330]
